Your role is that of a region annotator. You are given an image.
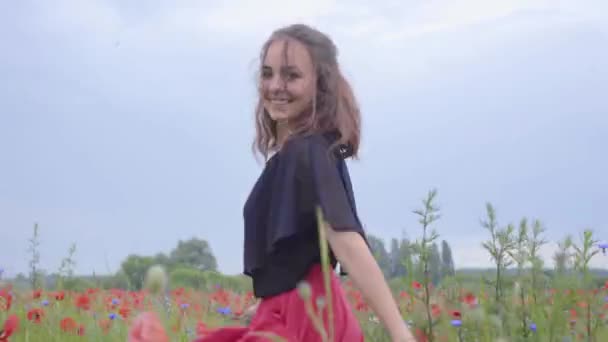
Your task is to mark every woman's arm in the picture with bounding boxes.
[325,228,416,342]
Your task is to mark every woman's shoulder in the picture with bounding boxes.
[281,131,346,162]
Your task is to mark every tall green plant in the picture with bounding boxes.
[412,189,441,342]
[57,243,77,290]
[509,218,530,338]
[527,219,547,305]
[572,230,600,341]
[27,223,41,290]
[481,203,516,305]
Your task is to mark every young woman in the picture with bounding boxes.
[197,24,416,342]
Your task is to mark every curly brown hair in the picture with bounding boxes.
[252,24,361,161]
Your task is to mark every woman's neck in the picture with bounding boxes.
[275,120,292,150]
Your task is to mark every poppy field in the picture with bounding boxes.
[1,265,607,342]
[1,192,607,341]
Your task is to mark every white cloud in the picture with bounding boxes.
[196,0,607,41]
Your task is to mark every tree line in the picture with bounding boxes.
[365,234,455,285]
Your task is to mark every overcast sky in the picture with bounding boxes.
[1,0,607,277]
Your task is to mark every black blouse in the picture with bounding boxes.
[243,132,368,298]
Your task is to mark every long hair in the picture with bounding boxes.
[252,24,361,161]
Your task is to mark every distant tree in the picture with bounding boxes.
[440,240,455,278]
[429,243,442,285]
[153,253,172,269]
[399,238,413,278]
[120,255,155,290]
[388,238,402,278]
[367,234,391,277]
[169,238,217,272]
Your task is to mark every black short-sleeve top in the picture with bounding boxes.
[243,132,368,298]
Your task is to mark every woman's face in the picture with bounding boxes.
[261,38,316,122]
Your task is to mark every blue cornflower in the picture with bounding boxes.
[599,242,608,254]
[109,313,117,320]
[451,319,462,327]
[112,298,120,305]
[217,307,231,315]
[180,303,189,309]
[529,322,537,332]
[41,300,49,306]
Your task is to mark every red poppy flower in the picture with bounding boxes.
[60,317,77,333]
[431,303,441,317]
[27,308,44,324]
[462,292,477,307]
[75,294,91,310]
[0,315,19,342]
[0,290,11,311]
[32,289,42,299]
[54,291,65,301]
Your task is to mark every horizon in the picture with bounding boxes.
[1,1,607,278]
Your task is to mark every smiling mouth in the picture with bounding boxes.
[269,99,291,105]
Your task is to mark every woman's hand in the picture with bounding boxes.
[241,301,259,323]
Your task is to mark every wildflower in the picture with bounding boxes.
[529,322,537,332]
[112,298,120,306]
[41,300,49,306]
[451,319,462,327]
[598,242,608,254]
[119,306,131,319]
[0,290,11,311]
[180,303,190,310]
[99,319,112,334]
[217,307,231,316]
[75,294,91,310]
[196,321,210,337]
[27,308,44,324]
[109,313,118,320]
[60,317,78,333]
[462,292,478,307]
[431,303,441,317]
[412,281,422,290]
[0,315,19,342]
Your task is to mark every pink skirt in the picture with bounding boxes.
[195,264,364,342]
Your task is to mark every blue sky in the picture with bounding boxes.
[1,0,607,277]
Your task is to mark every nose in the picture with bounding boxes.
[268,74,286,93]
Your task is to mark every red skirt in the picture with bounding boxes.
[195,264,364,342]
